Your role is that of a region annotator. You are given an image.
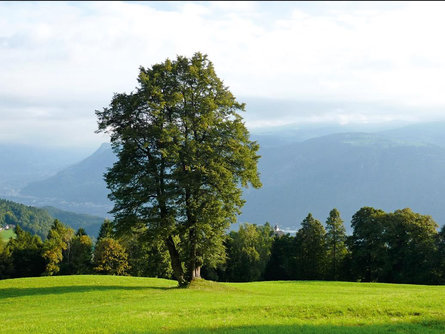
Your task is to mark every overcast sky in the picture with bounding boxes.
[2,1,445,148]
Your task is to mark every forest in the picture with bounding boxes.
[1,206,444,285]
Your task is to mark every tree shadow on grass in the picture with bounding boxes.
[0,284,174,299]
[163,321,445,334]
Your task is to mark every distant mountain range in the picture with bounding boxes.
[0,144,91,193]
[241,132,445,231]
[4,121,445,230]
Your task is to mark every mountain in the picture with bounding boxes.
[0,144,91,194]
[43,206,105,237]
[19,143,116,216]
[0,198,105,238]
[240,132,445,231]
[14,125,445,230]
[379,121,445,147]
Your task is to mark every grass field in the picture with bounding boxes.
[0,229,15,242]
[1,275,444,333]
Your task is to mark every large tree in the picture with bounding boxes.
[348,207,387,282]
[96,53,261,286]
[383,208,439,284]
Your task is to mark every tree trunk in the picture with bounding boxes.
[191,265,201,279]
[165,236,187,287]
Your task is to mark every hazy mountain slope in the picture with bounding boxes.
[379,121,445,147]
[0,144,91,194]
[21,143,115,207]
[240,133,445,230]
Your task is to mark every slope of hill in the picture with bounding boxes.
[0,199,104,238]
[1,276,444,333]
[42,206,104,237]
[0,199,53,238]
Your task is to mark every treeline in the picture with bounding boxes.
[0,219,128,278]
[1,207,445,285]
[217,207,445,285]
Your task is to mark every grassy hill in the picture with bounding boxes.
[1,276,444,333]
[0,229,15,242]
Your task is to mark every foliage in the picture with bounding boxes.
[1,225,45,278]
[93,237,130,275]
[97,219,115,241]
[438,226,445,283]
[382,208,439,284]
[348,207,387,282]
[224,223,274,282]
[121,229,173,278]
[96,52,261,285]
[325,208,348,280]
[62,230,93,274]
[42,220,74,276]
[2,276,445,333]
[264,234,296,280]
[295,213,327,280]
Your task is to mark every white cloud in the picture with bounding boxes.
[1,1,445,147]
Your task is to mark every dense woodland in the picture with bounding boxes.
[0,199,104,237]
[1,206,444,285]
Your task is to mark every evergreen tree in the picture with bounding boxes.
[295,213,327,280]
[96,53,261,286]
[325,208,348,280]
[264,234,296,280]
[76,228,87,236]
[97,219,115,241]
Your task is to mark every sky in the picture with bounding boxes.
[2,1,445,148]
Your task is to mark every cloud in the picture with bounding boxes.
[1,2,445,146]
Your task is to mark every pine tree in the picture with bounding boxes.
[97,219,115,241]
[295,213,327,280]
[325,208,348,280]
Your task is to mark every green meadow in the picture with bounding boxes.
[0,229,15,242]
[1,275,444,334]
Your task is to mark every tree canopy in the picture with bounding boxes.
[96,52,261,286]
